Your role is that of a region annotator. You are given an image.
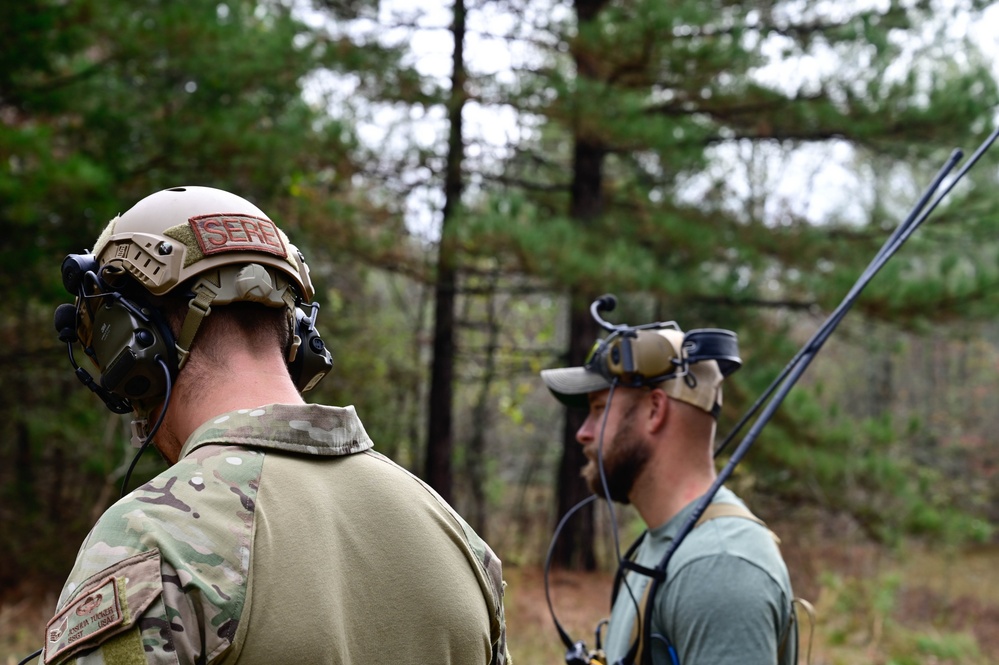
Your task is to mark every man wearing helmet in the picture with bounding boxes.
[42,187,508,664]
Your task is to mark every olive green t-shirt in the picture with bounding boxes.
[603,487,796,665]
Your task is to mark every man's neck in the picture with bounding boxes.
[629,452,716,531]
[154,359,304,463]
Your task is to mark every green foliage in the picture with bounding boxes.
[0,0,412,591]
[471,0,999,550]
[306,268,430,469]
[819,569,988,664]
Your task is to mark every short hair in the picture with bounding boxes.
[189,302,291,364]
[151,283,292,368]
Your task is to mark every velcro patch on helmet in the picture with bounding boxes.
[189,214,287,258]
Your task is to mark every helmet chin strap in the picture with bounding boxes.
[175,282,215,371]
[130,417,150,448]
[128,392,164,448]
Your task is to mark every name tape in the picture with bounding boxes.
[189,213,287,258]
[45,577,124,663]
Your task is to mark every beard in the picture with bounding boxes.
[581,403,652,504]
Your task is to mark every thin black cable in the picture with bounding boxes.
[594,618,609,650]
[596,382,653,664]
[544,380,624,654]
[120,357,172,497]
[17,647,42,665]
[597,382,624,562]
[544,493,598,652]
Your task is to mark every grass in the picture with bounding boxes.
[3,540,998,664]
[504,565,614,663]
[503,539,999,665]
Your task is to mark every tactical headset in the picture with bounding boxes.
[53,186,333,421]
[546,295,743,665]
[584,294,742,387]
[55,254,176,414]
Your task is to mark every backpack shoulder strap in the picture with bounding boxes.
[696,502,781,544]
[628,502,782,664]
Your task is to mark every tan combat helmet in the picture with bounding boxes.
[89,186,315,370]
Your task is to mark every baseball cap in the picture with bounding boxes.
[540,328,725,416]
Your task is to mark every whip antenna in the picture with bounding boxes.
[715,134,994,457]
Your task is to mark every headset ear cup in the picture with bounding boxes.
[61,253,98,295]
[594,330,681,386]
[603,336,631,378]
[585,337,618,382]
[604,332,677,382]
[90,297,176,404]
[630,331,680,379]
[288,307,333,393]
[684,329,741,377]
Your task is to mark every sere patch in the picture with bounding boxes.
[188,213,287,257]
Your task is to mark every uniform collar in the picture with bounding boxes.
[180,403,374,459]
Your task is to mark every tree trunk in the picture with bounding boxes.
[466,270,501,538]
[552,0,610,568]
[15,418,37,510]
[425,0,467,502]
[552,297,601,569]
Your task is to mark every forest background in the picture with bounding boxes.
[3,0,999,663]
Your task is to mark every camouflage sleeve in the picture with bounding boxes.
[42,445,264,665]
[461,526,510,665]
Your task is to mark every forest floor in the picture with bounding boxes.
[3,539,998,664]
[503,538,999,665]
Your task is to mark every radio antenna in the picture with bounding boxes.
[715,135,993,458]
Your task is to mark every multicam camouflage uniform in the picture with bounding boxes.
[42,403,508,664]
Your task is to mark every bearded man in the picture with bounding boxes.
[541,325,797,665]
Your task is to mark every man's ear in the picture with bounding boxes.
[646,388,670,433]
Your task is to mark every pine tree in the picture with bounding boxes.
[471,0,999,565]
[0,0,407,587]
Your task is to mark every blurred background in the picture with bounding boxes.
[2,0,999,662]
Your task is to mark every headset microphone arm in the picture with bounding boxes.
[638,125,999,665]
[591,294,624,334]
[590,294,681,338]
